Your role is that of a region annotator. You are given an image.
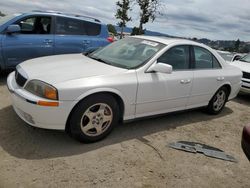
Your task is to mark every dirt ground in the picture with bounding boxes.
[0,72,249,188]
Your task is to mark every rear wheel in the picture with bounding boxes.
[206,87,229,115]
[69,94,119,143]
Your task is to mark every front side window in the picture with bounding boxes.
[16,16,51,34]
[89,37,165,69]
[194,46,221,69]
[157,45,190,70]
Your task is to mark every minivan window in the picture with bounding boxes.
[55,17,101,36]
[16,16,51,34]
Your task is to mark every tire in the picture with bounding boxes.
[206,86,229,115]
[69,94,119,143]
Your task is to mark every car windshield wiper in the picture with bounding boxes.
[88,56,112,65]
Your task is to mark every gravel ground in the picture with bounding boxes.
[0,72,249,188]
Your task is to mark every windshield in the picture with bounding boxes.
[240,54,250,63]
[0,14,18,25]
[89,37,165,69]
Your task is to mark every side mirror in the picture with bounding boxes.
[147,62,173,74]
[6,25,21,34]
[232,55,242,62]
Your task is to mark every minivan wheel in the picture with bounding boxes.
[206,87,228,115]
[69,94,119,143]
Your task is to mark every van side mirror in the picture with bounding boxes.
[6,25,21,34]
[147,62,173,74]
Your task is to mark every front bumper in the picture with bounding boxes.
[7,72,74,130]
[240,78,250,94]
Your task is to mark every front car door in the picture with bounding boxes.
[136,45,194,118]
[2,15,54,68]
[187,45,223,108]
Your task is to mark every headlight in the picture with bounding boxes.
[24,80,58,100]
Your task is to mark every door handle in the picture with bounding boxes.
[217,77,225,81]
[83,40,90,45]
[43,39,53,44]
[180,79,191,84]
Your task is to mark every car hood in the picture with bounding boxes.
[19,54,127,84]
[230,61,250,73]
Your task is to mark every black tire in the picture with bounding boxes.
[206,86,229,115]
[69,94,119,143]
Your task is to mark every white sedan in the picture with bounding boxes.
[7,36,242,142]
[230,54,250,94]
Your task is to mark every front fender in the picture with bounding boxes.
[67,87,136,121]
[75,87,127,102]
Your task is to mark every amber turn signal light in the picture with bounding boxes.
[37,101,59,107]
[44,86,58,100]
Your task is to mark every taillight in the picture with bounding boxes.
[107,37,114,43]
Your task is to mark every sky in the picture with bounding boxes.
[0,0,250,41]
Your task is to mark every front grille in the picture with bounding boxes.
[243,71,250,79]
[15,71,27,87]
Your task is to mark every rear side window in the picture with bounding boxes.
[194,46,221,69]
[84,21,101,36]
[55,17,101,36]
[157,45,190,70]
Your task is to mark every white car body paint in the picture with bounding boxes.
[230,60,250,93]
[7,36,242,130]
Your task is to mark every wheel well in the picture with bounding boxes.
[65,92,125,133]
[222,84,231,99]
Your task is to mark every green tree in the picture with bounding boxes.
[131,27,140,35]
[136,0,161,34]
[115,0,132,39]
[107,24,117,35]
[131,26,144,35]
[0,11,5,17]
[235,39,240,52]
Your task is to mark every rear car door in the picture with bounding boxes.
[2,16,54,68]
[136,45,194,117]
[54,16,102,54]
[187,46,223,108]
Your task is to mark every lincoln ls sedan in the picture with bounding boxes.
[7,36,242,142]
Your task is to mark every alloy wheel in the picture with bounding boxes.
[213,90,226,112]
[80,103,113,137]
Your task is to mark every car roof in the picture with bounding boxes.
[131,35,229,68]
[22,10,101,24]
[132,35,205,46]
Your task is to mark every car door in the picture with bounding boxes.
[2,16,54,68]
[54,16,92,54]
[136,45,194,117]
[187,46,223,108]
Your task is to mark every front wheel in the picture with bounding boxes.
[69,94,119,143]
[206,87,229,115]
